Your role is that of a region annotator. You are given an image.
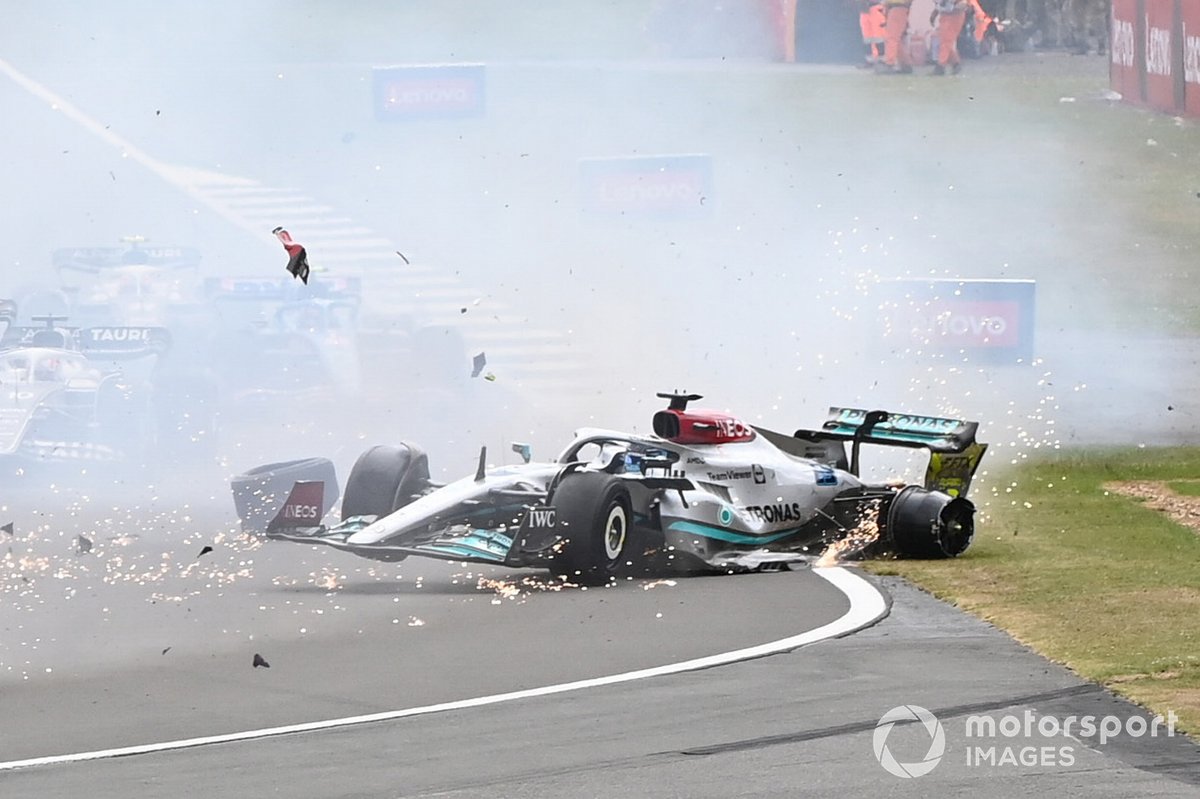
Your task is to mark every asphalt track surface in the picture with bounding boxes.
[2,512,1198,797]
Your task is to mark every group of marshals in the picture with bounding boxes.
[858,0,990,75]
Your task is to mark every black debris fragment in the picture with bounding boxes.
[471,352,487,378]
[253,653,270,669]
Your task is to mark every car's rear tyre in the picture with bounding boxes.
[886,486,975,558]
[341,443,430,521]
[553,473,638,585]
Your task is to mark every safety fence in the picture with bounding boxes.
[1111,0,1200,116]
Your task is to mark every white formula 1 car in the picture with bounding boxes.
[234,393,988,582]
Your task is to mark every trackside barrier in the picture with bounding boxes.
[1111,0,1200,116]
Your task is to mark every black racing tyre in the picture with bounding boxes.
[341,443,430,521]
[886,486,975,558]
[552,472,638,585]
[230,457,339,535]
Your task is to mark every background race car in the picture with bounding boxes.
[0,314,181,469]
[203,276,468,409]
[20,237,206,329]
[203,276,365,408]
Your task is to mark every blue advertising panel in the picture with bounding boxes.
[874,279,1036,363]
[372,63,486,121]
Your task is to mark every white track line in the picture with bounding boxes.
[0,566,887,773]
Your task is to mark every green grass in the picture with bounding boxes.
[1168,480,1200,497]
[868,448,1200,732]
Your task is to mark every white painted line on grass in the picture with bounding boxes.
[0,567,886,772]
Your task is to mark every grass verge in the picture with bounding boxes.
[867,448,1200,733]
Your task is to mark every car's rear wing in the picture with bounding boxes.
[788,407,988,498]
[816,407,979,453]
[52,245,202,273]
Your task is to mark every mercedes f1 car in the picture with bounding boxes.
[234,393,988,582]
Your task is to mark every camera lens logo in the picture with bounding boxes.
[873,705,946,778]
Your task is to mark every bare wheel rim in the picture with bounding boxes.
[603,504,627,562]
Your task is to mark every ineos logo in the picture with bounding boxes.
[283,504,319,519]
[873,705,946,778]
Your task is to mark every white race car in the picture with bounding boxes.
[235,393,988,582]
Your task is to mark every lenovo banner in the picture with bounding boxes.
[1185,0,1200,115]
[372,63,486,121]
[874,279,1036,364]
[1112,0,1199,116]
[578,154,714,218]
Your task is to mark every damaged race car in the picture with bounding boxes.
[234,393,988,582]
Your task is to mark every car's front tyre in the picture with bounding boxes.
[553,472,638,585]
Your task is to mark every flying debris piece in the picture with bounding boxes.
[76,534,93,555]
[396,251,409,264]
[253,653,270,669]
[273,227,310,285]
[1,522,12,536]
[471,352,487,378]
[197,545,214,558]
